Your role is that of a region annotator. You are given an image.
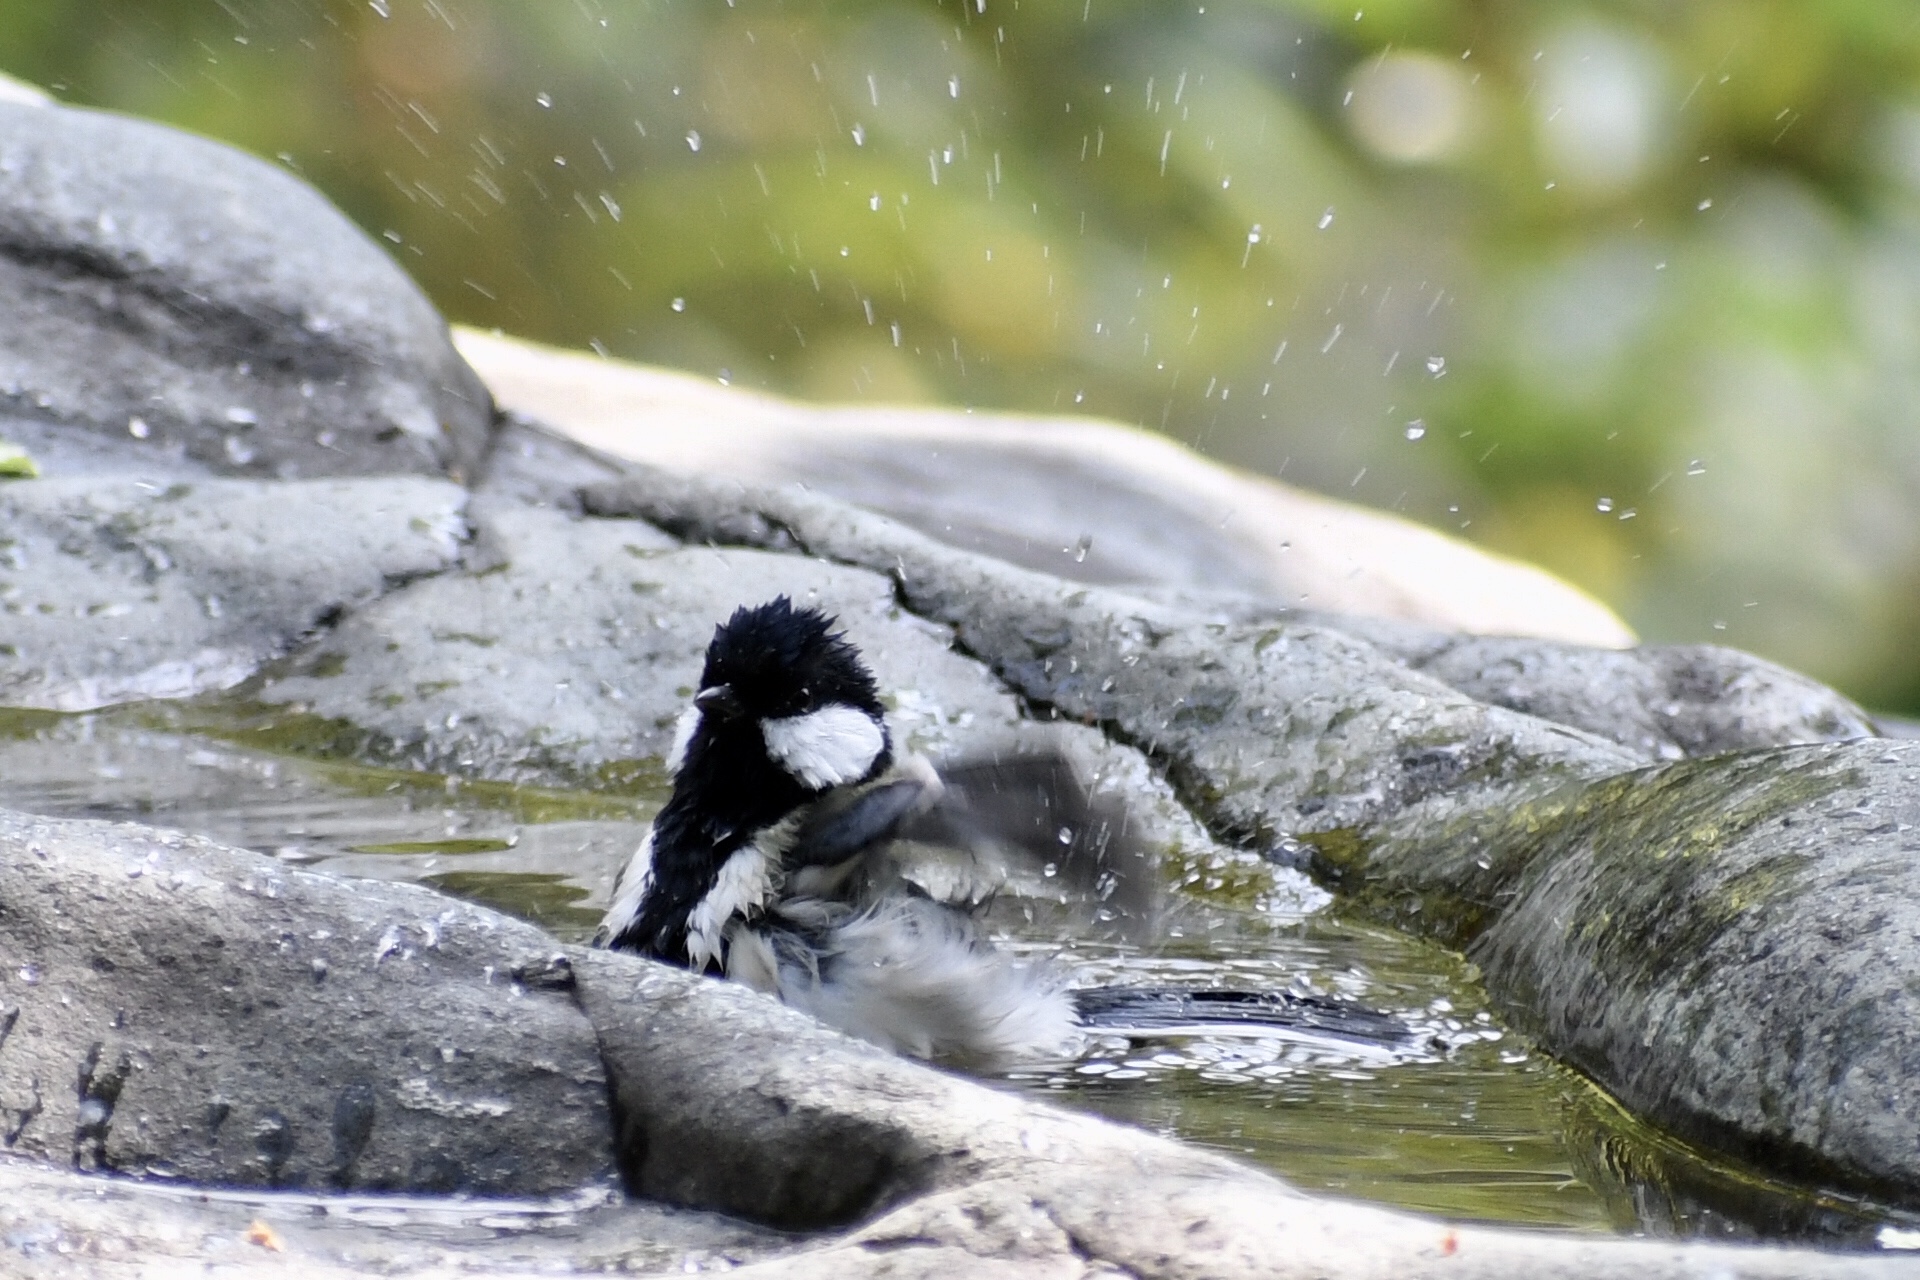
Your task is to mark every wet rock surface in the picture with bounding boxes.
[1343,742,1920,1206]
[0,476,466,711]
[6,85,1920,1278]
[0,98,493,481]
[0,809,615,1194]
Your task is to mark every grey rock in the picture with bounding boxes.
[257,498,1237,913]
[1333,741,1920,1206]
[5,961,1917,1280]
[1123,591,1878,762]
[0,476,466,711]
[1311,612,1876,761]
[0,808,615,1194]
[256,500,1221,842]
[1410,638,1875,760]
[0,1155,789,1277]
[755,432,1284,594]
[472,413,636,511]
[0,99,493,480]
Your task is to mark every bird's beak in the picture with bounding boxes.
[694,683,744,721]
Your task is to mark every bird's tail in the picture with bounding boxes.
[1070,986,1417,1054]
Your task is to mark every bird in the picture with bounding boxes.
[597,596,1410,1067]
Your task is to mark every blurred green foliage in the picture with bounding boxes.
[8,0,1920,707]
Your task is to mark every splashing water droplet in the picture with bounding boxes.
[1317,207,1335,230]
[1596,497,1614,513]
[534,91,551,108]
[1425,355,1447,376]
[851,124,865,146]
[1404,420,1426,440]
[670,297,686,313]
[869,193,882,211]
[685,130,702,152]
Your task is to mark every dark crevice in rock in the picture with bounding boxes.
[855,1233,944,1252]
[72,1040,131,1173]
[4,1079,43,1148]
[589,479,801,552]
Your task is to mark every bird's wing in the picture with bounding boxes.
[896,750,1163,927]
[788,775,934,867]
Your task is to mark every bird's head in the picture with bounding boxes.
[669,596,892,792]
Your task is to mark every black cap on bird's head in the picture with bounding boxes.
[695,596,885,725]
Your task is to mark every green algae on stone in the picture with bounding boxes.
[0,706,68,740]
[423,869,602,939]
[351,837,519,855]
[1158,840,1289,914]
[129,697,662,823]
[0,441,38,478]
[1455,744,1920,1206]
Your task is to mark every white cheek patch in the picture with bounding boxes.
[665,704,702,776]
[761,705,886,789]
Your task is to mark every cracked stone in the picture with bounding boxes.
[0,476,467,711]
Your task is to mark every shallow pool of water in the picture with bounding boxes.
[0,700,1902,1244]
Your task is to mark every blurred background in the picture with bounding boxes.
[7,1,1920,710]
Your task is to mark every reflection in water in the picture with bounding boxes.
[0,700,1905,1242]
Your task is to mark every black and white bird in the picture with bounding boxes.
[597,596,1409,1066]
